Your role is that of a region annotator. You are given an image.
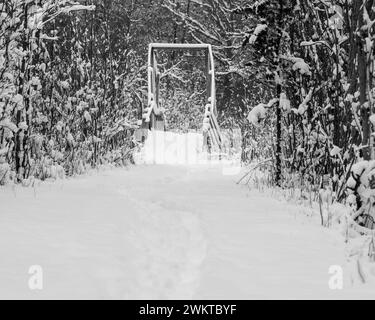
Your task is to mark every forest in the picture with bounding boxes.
[4,0,375,300]
[2,0,375,217]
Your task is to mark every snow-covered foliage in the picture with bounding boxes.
[247,104,267,126]
[280,55,312,76]
[161,0,375,206]
[247,98,279,126]
[0,0,152,183]
[279,92,291,112]
[2,0,375,212]
[249,24,267,44]
[222,0,375,207]
[346,161,375,225]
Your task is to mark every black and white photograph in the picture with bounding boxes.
[1,0,375,304]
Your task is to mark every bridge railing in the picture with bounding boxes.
[143,44,164,130]
[202,44,222,152]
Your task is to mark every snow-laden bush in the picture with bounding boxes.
[247,104,267,126]
[0,162,10,185]
[249,24,267,44]
[346,161,375,227]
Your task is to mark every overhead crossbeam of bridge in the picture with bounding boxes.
[139,43,222,151]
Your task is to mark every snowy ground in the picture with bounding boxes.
[0,164,375,299]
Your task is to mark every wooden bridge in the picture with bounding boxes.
[137,43,222,152]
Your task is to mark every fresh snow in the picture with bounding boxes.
[330,145,342,157]
[1,164,375,299]
[279,92,291,112]
[249,24,267,44]
[247,104,267,126]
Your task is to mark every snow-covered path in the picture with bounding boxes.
[0,165,373,299]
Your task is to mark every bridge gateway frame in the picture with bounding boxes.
[139,43,222,150]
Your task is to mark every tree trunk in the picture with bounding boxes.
[275,83,282,185]
[358,2,371,160]
[275,0,284,186]
[15,3,29,181]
